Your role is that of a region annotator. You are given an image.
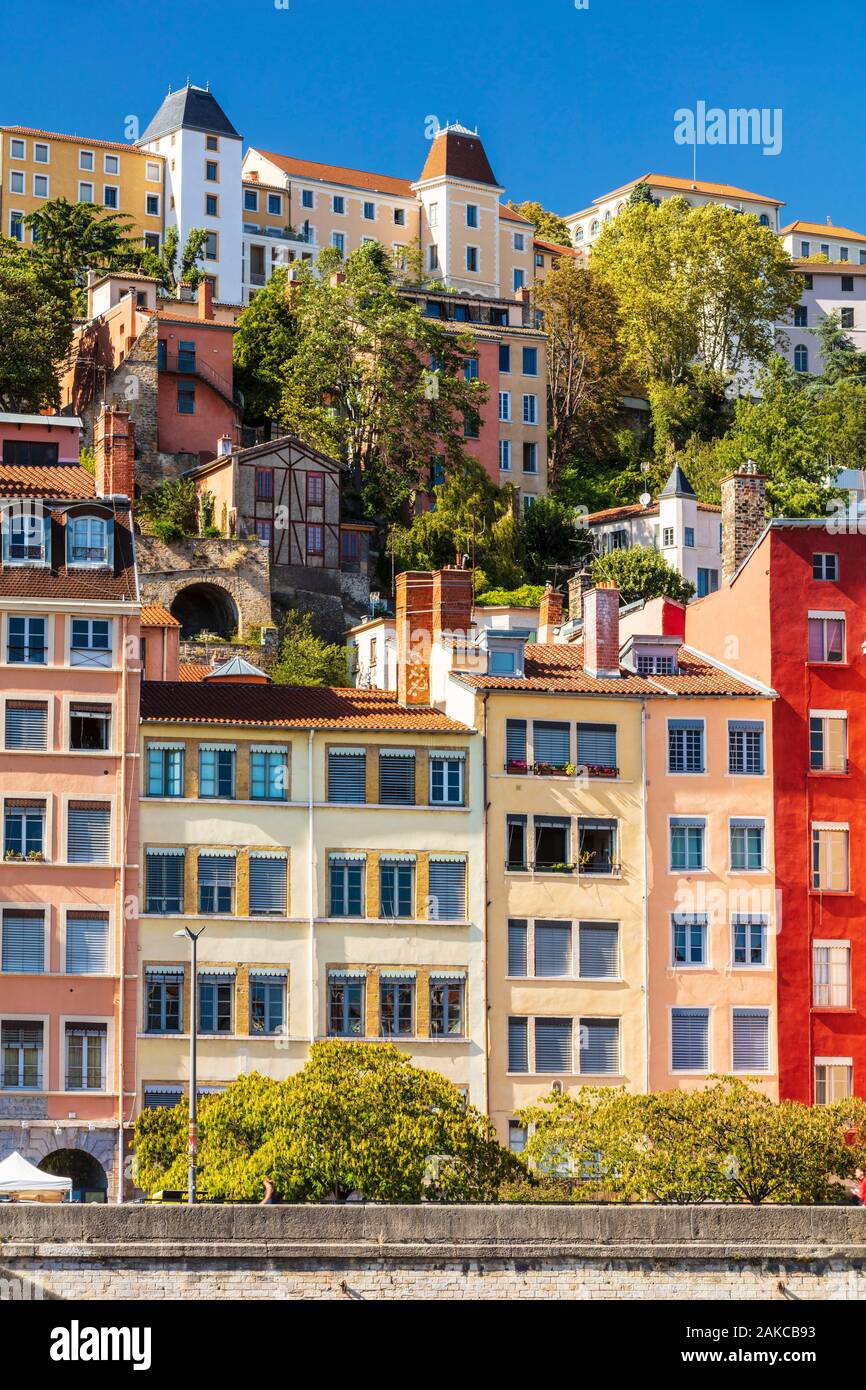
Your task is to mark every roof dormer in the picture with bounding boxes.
[621,633,681,676]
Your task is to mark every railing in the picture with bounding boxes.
[162,351,238,409]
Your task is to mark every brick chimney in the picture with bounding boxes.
[94,405,135,500]
[721,465,767,584]
[432,566,473,639]
[396,571,434,706]
[198,279,214,321]
[568,567,593,623]
[583,584,621,679]
[538,584,564,644]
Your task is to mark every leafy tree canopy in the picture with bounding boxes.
[0,235,75,413]
[137,477,202,543]
[24,197,138,287]
[506,200,571,247]
[233,266,297,423]
[590,544,695,604]
[269,609,349,687]
[475,583,545,607]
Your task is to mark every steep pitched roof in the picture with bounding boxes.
[660,462,696,499]
[0,504,137,602]
[140,85,240,144]
[140,683,471,732]
[417,125,499,187]
[0,464,95,499]
[251,150,414,198]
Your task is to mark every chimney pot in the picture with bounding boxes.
[567,567,593,623]
[94,404,135,501]
[720,468,767,583]
[538,584,564,644]
[583,585,621,679]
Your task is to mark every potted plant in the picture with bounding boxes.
[506,758,528,773]
[4,848,22,861]
[26,850,45,862]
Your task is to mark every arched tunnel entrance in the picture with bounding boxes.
[170,583,239,639]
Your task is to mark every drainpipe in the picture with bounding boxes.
[640,699,650,1094]
[481,693,490,1118]
[307,728,315,1046]
[116,614,130,1202]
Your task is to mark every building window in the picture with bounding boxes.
[466,246,478,273]
[65,912,109,974]
[430,978,464,1037]
[813,941,850,1008]
[65,1024,106,1091]
[428,244,439,271]
[301,188,313,209]
[328,749,366,803]
[199,747,235,798]
[732,915,766,968]
[5,701,47,751]
[101,184,118,209]
[198,854,236,914]
[522,347,538,375]
[810,712,847,772]
[307,472,325,506]
[428,858,466,920]
[671,1008,709,1071]
[522,394,538,424]
[250,747,287,800]
[508,1017,528,1072]
[581,1018,620,1075]
[9,138,25,160]
[670,818,705,871]
[505,719,527,771]
[578,818,617,874]
[466,204,478,228]
[672,913,707,966]
[145,970,183,1032]
[813,552,839,581]
[812,825,849,891]
[696,568,719,597]
[206,193,219,217]
[522,442,538,474]
[33,174,49,198]
[534,920,572,977]
[464,356,479,381]
[668,719,704,773]
[7,615,47,664]
[68,515,110,566]
[250,976,285,1035]
[255,519,272,548]
[429,754,464,804]
[244,189,259,212]
[204,232,218,260]
[248,855,287,916]
[378,749,415,805]
[579,921,619,979]
[67,802,110,863]
[1,1022,43,1089]
[329,857,365,917]
[577,723,617,774]
[534,816,570,870]
[380,978,414,1037]
[808,614,844,662]
[254,467,273,501]
[177,382,196,414]
[199,975,233,1034]
[328,975,364,1037]
[380,860,414,918]
[362,200,375,221]
[3,508,46,564]
[3,801,45,860]
[815,1061,852,1104]
[732,1008,769,1072]
[498,391,511,421]
[684,526,695,548]
[841,307,855,330]
[535,1018,572,1073]
[394,207,405,226]
[794,304,808,327]
[533,719,570,769]
[145,193,160,217]
[506,814,527,870]
[794,344,809,372]
[508,1120,527,1154]
[513,268,525,292]
[730,819,765,871]
[145,850,184,914]
[147,745,184,797]
[508,920,528,976]
[205,161,219,182]
[728,720,764,774]
[69,702,110,751]
[9,211,24,241]
[331,195,345,214]
[2,909,45,972]
[499,439,511,471]
[306,524,324,555]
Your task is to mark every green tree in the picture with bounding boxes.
[519,495,590,585]
[506,200,571,247]
[24,197,138,284]
[810,311,866,386]
[0,236,75,412]
[590,545,695,604]
[133,1044,522,1202]
[269,609,349,686]
[818,378,866,475]
[137,477,202,543]
[279,244,485,520]
[533,259,627,488]
[146,225,209,293]
[627,181,655,207]
[233,267,297,422]
[475,583,545,607]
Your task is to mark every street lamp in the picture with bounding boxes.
[174,926,206,1205]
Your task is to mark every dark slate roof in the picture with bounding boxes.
[660,462,696,499]
[139,85,240,144]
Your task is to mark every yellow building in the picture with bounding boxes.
[0,126,164,246]
[136,658,486,1114]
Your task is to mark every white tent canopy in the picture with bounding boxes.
[0,1150,72,1201]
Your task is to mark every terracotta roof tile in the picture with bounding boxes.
[0,465,95,499]
[782,220,866,243]
[418,128,499,187]
[0,505,137,602]
[178,663,209,681]
[2,125,162,157]
[252,149,414,198]
[141,682,471,731]
[140,604,179,628]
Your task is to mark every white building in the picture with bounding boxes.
[564,172,783,252]
[139,85,244,305]
[777,222,866,378]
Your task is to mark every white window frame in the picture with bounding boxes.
[32,173,49,199]
[9,137,25,160]
[78,181,94,203]
[67,616,114,669]
[809,709,847,773]
[61,904,113,976]
[0,902,50,973]
[61,793,114,867]
[669,1005,711,1075]
[102,184,120,209]
[522,393,538,425]
[61,1014,113,1093]
[103,153,120,175]
[145,160,161,182]
[428,752,465,806]
[812,939,851,1009]
[8,169,25,195]
[814,1057,853,1104]
[498,391,511,422]
[0,1012,49,1092]
[78,148,95,171]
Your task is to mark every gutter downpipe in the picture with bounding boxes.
[641,698,650,1094]
[308,728,315,1045]
[481,693,490,1118]
[117,614,131,1202]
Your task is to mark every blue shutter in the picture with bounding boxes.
[428,859,466,920]
[533,721,570,766]
[505,720,527,767]
[248,856,287,915]
[328,751,366,803]
[577,723,617,769]
[67,803,111,862]
[2,911,45,972]
[65,914,109,973]
[146,851,185,913]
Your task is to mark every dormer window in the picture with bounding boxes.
[622,635,680,677]
[68,515,111,567]
[2,507,48,566]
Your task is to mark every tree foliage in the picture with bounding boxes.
[0,236,75,412]
[133,1044,522,1202]
[475,583,545,608]
[233,267,297,422]
[506,200,571,247]
[387,456,521,587]
[590,544,695,604]
[23,197,138,286]
[143,224,209,293]
[137,477,202,543]
[268,609,349,687]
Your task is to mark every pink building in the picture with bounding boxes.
[0,407,142,1200]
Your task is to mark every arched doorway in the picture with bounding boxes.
[170,583,238,639]
[39,1149,108,1204]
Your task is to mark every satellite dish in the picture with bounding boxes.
[639,492,652,507]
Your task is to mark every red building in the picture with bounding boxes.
[687,470,866,1104]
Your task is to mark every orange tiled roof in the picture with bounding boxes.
[418,127,498,187]
[141,682,471,731]
[618,173,783,206]
[178,663,209,681]
[251,150,414,198]
[583,500,721,524]
[0,464,95,499]
[2,125,161,157]
[140,604,179,628]
[782,220,866,243]
[534,237,579,256]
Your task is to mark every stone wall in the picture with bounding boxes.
[1,1204,866,1301]
[78,316,160,486]
[136,535,272,640]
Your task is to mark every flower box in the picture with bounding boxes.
[505,760,528,774]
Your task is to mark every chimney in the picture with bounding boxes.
[538,584,564,644]
[330,271,346,287]
[568,567,593,623]
[583,584,621,679]
[94,405,135,500]
[432,566,473,639]
[198,279,214,321]
[396,571,434,706]
[721,464,767,584]
[216,434,233,457]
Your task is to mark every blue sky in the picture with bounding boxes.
[10,0,866,229]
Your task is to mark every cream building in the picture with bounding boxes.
[564,172,783,252]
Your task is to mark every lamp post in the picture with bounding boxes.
[174,926,206,1205]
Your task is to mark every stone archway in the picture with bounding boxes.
[39,1148,108,1203]
[170,582,239,639]
[13,1126,117,1201]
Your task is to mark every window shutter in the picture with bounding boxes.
[5,701,47,750]
[535,1017,572,1072]
[2,911,45,973]
[579,922,618,979]
[534,921,572,977]
[144,1087,183,1110]
[249,855,287,915]
[428,858,466,920]
[67,802,110,863]
[378,751,415,804]
[533,721,570,765]
[581,1018,619,1074]
[506,720,527,765]
[198,855,235,889]
[732,1009,769,1071]
[328,750,366,803]
[672,1009,709,1070]
[146,850,184,912]
[577,723,616,769]
[507,920,527,976]
[65,913,108,973]
[508,1017,528,1072]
